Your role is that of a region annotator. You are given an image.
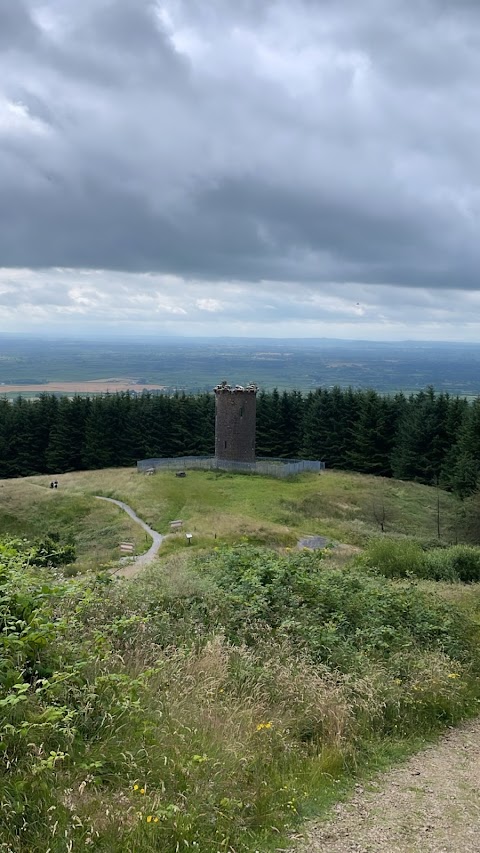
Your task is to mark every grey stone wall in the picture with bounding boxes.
[214,382,257,462]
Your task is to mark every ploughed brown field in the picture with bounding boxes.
[0,378,166,394]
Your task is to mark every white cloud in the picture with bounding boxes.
[0,267,480,341]
[196,298,223,312]
[0,96,48,135]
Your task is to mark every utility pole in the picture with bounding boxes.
[435,474,441,540]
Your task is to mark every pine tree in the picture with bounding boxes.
[347,390,395,475]
[391,389,451,483]
[8,396,57,476]
[442,397,480,497]
[0,397,10,478]
[302,387,359,467]
[279,390,304,458]
[82,396,119,469]
[46,396,90,472]
[255,390,273,456]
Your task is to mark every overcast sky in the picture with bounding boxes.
[1,0,480,340]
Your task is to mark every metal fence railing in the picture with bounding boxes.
[137,456,325,478]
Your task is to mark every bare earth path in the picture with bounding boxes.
[292,720,480,853]
[94,496,164,578]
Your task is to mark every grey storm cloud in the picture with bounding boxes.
[1,0,480,290]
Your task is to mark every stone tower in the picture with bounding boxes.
[214,381,258,462]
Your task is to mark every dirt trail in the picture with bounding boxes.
[292,719,480,853]
[94,496,164,578]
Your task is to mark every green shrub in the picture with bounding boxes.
[0,540,61,689]
[29,531,76,568]
[424,545,480,584]
[422,548,460,582]
[359,537,425,578]
[361,538,480,585]
[451,545,480,582]
[194,546,478,669]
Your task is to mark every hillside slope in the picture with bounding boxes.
[0,467,461,570]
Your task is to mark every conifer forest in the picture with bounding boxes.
[1,387,479,497]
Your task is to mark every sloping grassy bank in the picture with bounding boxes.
[0,467,461,566]
[0,477,149,571]
[2,539,480,852]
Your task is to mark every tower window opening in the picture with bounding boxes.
[224,440,227,449]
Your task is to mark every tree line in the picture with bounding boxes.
[0,387,479,496]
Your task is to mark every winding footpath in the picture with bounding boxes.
[94,496,164,578]
[291,719,480,853]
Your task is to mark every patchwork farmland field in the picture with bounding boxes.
[0,378,166,398]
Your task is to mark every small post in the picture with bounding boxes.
[186,533,193,546]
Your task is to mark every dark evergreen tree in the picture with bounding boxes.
[189,394,215,455]
[255,390,273,456]
[169,393,197,456]
[391,388,453,483]
[442,397,480,497]
[8,396,58,476]
[302,387,357,467]
[82,395,119,469]
[279,390,304,458]
[347,390,395,475]
[46,396,90,472]
[302,389,325,460]
[0,397,11,478]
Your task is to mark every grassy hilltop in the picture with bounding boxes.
[0,467,462,571]
[2,468,480,852]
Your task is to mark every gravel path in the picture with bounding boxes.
[94,496,164,578]
[292,719,480,853]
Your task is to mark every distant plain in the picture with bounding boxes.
[2,335,480,397]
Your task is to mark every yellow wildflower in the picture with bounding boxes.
[133,784,139,791]
[154,817,159,823]
[256,721,273,732]
[140,788,146,794]
[448,673,460,679]
[146,815,153,823]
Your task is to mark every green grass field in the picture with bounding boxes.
[0,467,460,570]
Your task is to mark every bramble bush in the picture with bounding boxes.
[29,531,76,568]
[193,545,478,666]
